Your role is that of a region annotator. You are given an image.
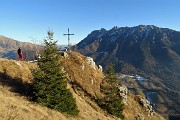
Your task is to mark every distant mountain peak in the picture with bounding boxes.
[100,28,107,31]
[111,26,120,30]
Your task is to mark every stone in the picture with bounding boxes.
[135,95,155,116]
[80,64,85,70]
[86,57,96,69]
[61,52,69,58]
[117,85,128,105]
[98,65,103,72]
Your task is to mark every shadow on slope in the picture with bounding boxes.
[0,72,32,96]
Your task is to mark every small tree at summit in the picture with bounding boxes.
[31,30,79,116]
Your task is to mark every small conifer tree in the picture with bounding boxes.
[31,30,79,116]
[97,63,124,119]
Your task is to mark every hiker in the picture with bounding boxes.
[17,47,24,61]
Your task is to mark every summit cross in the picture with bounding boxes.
[63,28,74,48]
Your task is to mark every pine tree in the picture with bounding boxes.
[97,63,124,119]
[31,30,79,116]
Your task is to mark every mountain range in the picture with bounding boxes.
[71,25,180,117]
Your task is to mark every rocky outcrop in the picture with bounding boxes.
[86,57,97,70]
[85,57,103,73]
[135,95,155,116]
[118,85,128,105]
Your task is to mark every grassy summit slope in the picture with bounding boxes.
[0,51,164,120]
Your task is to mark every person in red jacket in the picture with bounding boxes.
[17,47,24,61]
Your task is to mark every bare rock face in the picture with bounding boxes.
[86,57,96,69]
[117,85,128,105]
[135,95,155,116]
[85,57,103,73]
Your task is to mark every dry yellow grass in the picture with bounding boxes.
[0,58,36,83]
[0,85,67,120]
[61,51,104,97]
[0,84,118,120]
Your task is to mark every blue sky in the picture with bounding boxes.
[0,0,180,45]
